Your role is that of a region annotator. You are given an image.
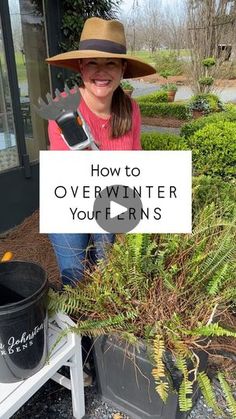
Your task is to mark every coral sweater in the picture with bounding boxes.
[48,98,142,151]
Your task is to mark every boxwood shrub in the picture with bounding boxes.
[139,102,191,120]
[141,123,235,181]
[181,108,236,138]
[137,91,168,103]
[141,132,187,150]
[185,121,236,180]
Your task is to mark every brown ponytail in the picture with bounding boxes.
[110,86,133,138]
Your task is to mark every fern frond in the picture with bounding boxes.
[197,372,223,416]
[151,334,169,402]
[178,380,193,412]
[176,355,193,412]
[185,323,236,338]
[155,382,169,403]
[175,356,188,377]
[207,263,230,295]
[194,230,235,285]
[218,373,236,419]
[127,234,143,269]
[152,335,166,378]
[69,312,136,336]
[48,288,97,316]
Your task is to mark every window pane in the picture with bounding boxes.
[0,16,19,172]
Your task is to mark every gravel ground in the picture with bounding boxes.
[11,374,230,419]
[141,124,181,134]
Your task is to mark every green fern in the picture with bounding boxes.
[185,323,236,338]
[48,288,100,316]
[126,234,154,271]
[189,233,235,290]
[218,373,236,419]
[71,312,137,335]
[176,356,193,412]
[178,380,193,412]
[187,204,235,283]
[207,263,230,295]
[197,372,223,416]
[201,242,234,286]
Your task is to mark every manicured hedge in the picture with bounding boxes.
[185,121,236,180]
[141,132,187,150]
[136,91,168,103]
[180,108,236,138]
[139,102,191,120]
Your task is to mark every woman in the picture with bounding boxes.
[46,17,156,287]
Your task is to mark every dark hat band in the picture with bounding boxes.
[79,39,126,54]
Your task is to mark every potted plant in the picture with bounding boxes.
[188,93,225,117]
[49,191,236,418]
[160,83,178,102]
[159,70,178,102]
[120,80,134,97]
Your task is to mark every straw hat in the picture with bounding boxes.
[46,17,156,79]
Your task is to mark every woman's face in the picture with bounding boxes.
[79,58,126,100]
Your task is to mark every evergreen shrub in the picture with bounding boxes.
[180,108,236,138]
[137,91,168,103]
[186,121,236,180]
[141,132,186,150]
[139,102,191,120]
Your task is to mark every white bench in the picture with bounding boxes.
[0,312,85,419]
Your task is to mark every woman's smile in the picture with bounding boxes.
[92,79,111,87]
[80,58,126,99]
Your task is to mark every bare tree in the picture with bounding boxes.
[140,0,164,52]
[123,0,187,54]
[186,0,236,92]
[122,0,144,52]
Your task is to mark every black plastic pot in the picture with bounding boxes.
[93,335,208,419]
[0,261,48,382]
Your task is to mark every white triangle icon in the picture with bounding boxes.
[110,201,128,219]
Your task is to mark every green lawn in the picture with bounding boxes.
[128,49,190,65]
[0,51,26,83]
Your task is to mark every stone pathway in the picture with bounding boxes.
[141,124,181,134]
[130,79,236,103]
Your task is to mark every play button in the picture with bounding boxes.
[110,201,127,219]
[93,184,143,233]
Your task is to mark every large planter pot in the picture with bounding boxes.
[123,89,134,97]
[192,110,205,119]
[93,335,208,419]
[167,91,176,102]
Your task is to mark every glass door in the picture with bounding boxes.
[0,0,50,233]
[9,0,50,163]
